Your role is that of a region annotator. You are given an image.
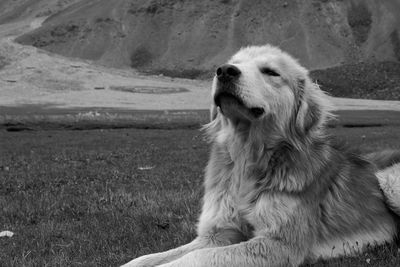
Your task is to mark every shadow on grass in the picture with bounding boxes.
[1,108,400,132]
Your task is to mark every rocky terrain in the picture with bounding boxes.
[0,0,81,25]
[12,0,400,78]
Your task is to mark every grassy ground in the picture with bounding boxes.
[1,126,400,266]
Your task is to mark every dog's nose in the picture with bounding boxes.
[216,64,241,81]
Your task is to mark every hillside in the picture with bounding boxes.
[0,0,82,25]
[14,0,400,78]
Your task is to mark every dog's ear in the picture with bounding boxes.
[210,104,218,121]
[302,97,321,133]
[295,79,322,133]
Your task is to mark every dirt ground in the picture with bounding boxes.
[0,17,211,111]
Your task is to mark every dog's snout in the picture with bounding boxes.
[216,64,241,81]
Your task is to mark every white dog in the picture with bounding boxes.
[123,44,400,267]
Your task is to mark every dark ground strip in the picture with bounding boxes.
[1,105,400,131]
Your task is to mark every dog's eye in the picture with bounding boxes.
[260,67,280,76]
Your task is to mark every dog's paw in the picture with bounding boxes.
[156,252,200,267]
[120,255,159,267]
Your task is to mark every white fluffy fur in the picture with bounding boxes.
[378,163,400,214]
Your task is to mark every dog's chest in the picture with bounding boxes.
[228,162,297,234]
[229,159,258,203]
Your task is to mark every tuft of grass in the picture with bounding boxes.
[0,127,399,266]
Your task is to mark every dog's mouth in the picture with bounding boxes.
[214,92,265,120]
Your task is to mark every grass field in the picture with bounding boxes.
[1,126,400,266]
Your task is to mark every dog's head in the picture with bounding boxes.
[208,45,332,143]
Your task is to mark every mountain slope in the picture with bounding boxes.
[0,0,82,25]
[15,0,400,77]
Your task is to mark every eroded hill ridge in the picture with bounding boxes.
[3,0,400,78]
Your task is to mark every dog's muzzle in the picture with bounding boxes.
[214,64,264,119]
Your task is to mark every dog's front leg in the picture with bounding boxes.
[121,237,216,267]
[158,236,308,267]
[121,226,247,267]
